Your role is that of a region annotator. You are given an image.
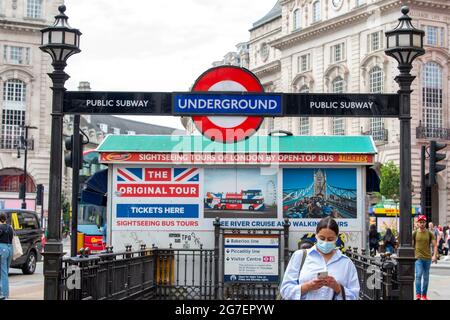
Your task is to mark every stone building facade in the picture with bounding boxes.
[0,1,181,218]
[0,0,64,212]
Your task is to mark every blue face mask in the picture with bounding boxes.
[316,239,336,254]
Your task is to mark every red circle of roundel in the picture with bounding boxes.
[191,66,264,143]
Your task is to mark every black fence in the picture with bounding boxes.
[345,247,399,300]
[154,246,215,300]
[60,245,156,300]
[59,220,401,300]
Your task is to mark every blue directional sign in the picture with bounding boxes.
[173,92,282,116]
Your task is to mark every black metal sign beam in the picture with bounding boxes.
[64,91,172,115]
[283,93,400,118]
[63,91,400,117]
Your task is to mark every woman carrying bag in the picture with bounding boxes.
[0,212,14,299]
[280,217,360,300]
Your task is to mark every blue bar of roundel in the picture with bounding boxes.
[117,204,199,218]
[173,93,282,115]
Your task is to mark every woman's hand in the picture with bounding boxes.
[301,278,326,294]
[324,276,341,293]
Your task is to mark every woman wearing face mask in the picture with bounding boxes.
[280,217,360,300]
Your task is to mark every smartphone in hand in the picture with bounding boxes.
[317,271,328,279]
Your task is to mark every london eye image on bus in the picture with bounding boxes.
[282,168,357,219]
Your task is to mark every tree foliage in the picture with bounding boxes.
[379,161,400,202]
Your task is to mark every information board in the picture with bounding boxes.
[223,234,279,283]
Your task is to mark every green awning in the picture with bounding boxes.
[96,135,377,154]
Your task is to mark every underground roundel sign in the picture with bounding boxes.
[191,66,264,143]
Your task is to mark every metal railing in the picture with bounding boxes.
[416,125,450,140]
[59,222,402,300]
[0,136,34,150]
[154,245,216,300]
[345,247,399,300]
[60,245,156,300]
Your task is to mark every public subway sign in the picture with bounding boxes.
[172,92,282,116]
[63,91,399,117]
[283,93,400,117]
[101,152,374,165]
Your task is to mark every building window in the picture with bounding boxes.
[332,77,345,135]
[422,62,443,135]
[127,130,136,135]
[332,76,344,93]
[3,46,30,65]
[0,169,36,193]
[313,1,321,22]
[293,9,302,30]
[369,66,385,140]
[368,31,383,53]
[260,43,269,62]
[299,118,310,135]
[331,43,345,63]
[298,54,310,73]
[113,127,120,134]
[26,0,42,19]
[298,85,310,135]
[1,80,26,149]
[369,66,384,93]
[98,123,108,133]
[425,25,445,47]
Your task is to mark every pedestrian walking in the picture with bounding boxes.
[369,224,381,256]
[0,212,14,299]
[444,226,449,257]
[280,217,360,300]
[413,215,438,300]
[437,227,445,256]
[383,228,396,254]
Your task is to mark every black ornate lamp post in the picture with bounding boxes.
[39,5,81,300]
[385,6,424,300]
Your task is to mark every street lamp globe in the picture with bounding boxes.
[385,6,425,70]
[40,5,81,67]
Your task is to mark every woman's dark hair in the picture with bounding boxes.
[316,216,339,236]
[369,224,378,237]
[0,212,7,223]
[384,228,394,243]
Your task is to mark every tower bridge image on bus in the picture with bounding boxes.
[205,189,265,211]
[282,168,357,219]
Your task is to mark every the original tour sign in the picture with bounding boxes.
[189,66,267,143]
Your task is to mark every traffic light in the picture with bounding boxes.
[429,140,447,186]
[64,134,83,168]
[36,184,44,206]
[19,183,25,199]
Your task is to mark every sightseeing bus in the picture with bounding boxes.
[77,149,108,253]
[205,189,265,211]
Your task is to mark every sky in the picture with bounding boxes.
[64,0,276,129]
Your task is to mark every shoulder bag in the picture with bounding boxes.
[277,249,307,300]
[12,227,23,260]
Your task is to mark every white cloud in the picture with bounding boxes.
[63,0,276,129]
